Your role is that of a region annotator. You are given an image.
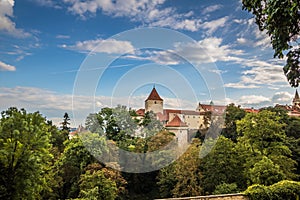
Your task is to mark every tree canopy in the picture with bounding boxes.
[0,107,53,199]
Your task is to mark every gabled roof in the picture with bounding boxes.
[146,87,163,101]
[165,115,188,127]
[198,103,226,114]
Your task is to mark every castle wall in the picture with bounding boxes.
[168,113,205,130]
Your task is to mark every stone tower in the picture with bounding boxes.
[293,90,300,110]
[145,87,163,113]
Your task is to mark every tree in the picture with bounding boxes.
[48,120,68,155]
[249,156,285,186]
[213,183,239,195]
[157,139,202,198]
[157,164,177,198]
[0,107,53,199]
[242,0,300,87]
[201,136,245,194]
[236,110,297,185]
[221,103,246,141]
[78,164,119,200]
[61,112,71,132]
[56,132,107,199]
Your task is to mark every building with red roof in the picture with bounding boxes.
[275,90,300,117]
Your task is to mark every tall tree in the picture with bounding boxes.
[61,112,71,132]
[201,136,245,194]
[157,139,202,198]
[0,107,52,199]
[236,110,297,185]
[242,0,300,87]
[56,132,107,199]
[78,163,119,200]
[221,103,246,141]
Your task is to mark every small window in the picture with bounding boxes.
[154,101,156,104]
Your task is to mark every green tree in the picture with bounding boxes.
[172,139,202,197]
[213,183,239,195]
[0,107,53,199]
[285,117,300,179]
[157,164,177,198]
[61,112,71,132]
[201,136,245,194]
[221,103,246,141]
[242,0,300,87]
[48,120,68,155]
[78,163,119,200]
[157,139,202,198]
[236,110,297,185]
[249,156,285,186]
[57,132,107,199]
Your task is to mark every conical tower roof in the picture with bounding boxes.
[145,87,163,101]
[293,90,300,102]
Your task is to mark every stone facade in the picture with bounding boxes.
[145,87,163,113]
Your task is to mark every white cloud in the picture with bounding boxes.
[174,37,244,64]
[237,37,249,45]
[272,92,293,104]
[32,0,62,9]
[56,34,70,39]
[225,58,288,89]
[149,15,201,32]
[240,59,287,85]
[125,50,182,65]
[61,38,135,54]
[201,16,229,35]
[0,61,16,71]
[236,18,271,49]
[224,82,259,89]
[202,4,223,15]
[0,0,30,37]
[238,95,271,106]
[63,0,202,31]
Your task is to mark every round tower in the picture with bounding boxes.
[145,87,163,113]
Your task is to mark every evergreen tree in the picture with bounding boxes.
[61,112,70,132]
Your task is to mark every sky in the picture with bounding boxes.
[0,0,297,126]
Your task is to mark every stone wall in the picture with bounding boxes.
[156,193,248,200]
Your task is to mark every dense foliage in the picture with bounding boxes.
[1,105,300,199]
[244,180,300,200]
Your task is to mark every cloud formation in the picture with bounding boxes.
[63,0,202,31]
[61,38,135,54]
[0,0,30,37]
[202,4,223,15]
[0,61,16,71]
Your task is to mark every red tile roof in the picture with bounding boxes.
[165,115,188,127]
[146,87,163,101]
[198,104,226,114]
[136,108,145,116]
[243,108,259,113]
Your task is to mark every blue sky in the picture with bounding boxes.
[0,0,297,126]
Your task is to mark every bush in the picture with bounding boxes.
[244,180,300,200]
[213,183,239,195]
[244,184,271,200]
